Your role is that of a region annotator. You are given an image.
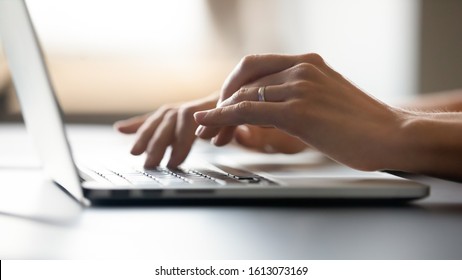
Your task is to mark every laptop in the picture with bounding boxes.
[0,0,429,205]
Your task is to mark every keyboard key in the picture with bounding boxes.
[123,174,158,185]
[104,174,131,185]
[156,178,189,186]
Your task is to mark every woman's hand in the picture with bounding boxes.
[115,92,308,168]
[194,53,411,171]
[234,125,308,154]
[114,93,218,168]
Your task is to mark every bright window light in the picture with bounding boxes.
[18,0,419,114]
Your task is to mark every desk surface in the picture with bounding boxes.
[1,123,462,259]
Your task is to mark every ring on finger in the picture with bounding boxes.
[257,86,266,102]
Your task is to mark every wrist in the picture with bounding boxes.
[369,108,422,173]
[389,110,450,176]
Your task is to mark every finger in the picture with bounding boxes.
[219,84,296,108]
[194,101,281,127]
[167,93,221,166]
[235,125,309,154]
[200,55,322,142]
[234,125,265,150]
[262,128,309,154]
[211,126,236,146]
[131,108,169,155]
[167,108,199,167]
[297,53,345,82]
[212,67,304,146]
[219,54,300,102]
[144,111,177,168]
[114,113,150,134]
[196,126,235,148]
[195,125,221,139]
[219,53,327,103]
[233,126,281,153]
[212,84,291,145]
[195,125,235,146]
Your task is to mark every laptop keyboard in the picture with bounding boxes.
[89,166,273,187]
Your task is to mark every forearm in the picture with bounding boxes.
[404,89,462,112]
[392,111,462,181]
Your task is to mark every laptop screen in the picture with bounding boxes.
[0,0,83,201]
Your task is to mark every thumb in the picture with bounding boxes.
[235,125,259,149]
[235,125,276,153]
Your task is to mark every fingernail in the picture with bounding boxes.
[212,136,218,145]
[238,125,251,136]
[113,121,125,132]
[195,125,205,136]
[194,111,207,123]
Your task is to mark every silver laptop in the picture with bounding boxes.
[0,0,429,205]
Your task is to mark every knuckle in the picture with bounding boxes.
[223,87,248,107]
[163,110,178,122]
[301,52,325,66]
[157,104,173,114]
[239,54,259,70]
[237,101,253,114]
[142,112,157,126]
[237,87,248,95]
[289,81,311,95]
[152,106,174,120]
[233,87,248,102]
[292,62,317,78]
[177,104,195,118]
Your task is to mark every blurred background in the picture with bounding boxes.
[0,0,461,123]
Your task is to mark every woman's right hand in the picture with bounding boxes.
[194,53,408,172]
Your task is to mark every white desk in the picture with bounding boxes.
[1,124,462,259]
